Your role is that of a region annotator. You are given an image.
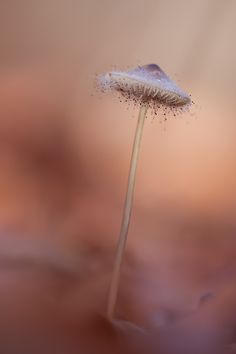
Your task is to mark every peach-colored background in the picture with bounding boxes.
[0,1,235,353]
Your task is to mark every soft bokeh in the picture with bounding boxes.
[0,1,235,353]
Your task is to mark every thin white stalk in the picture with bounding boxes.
[107,103,148,320]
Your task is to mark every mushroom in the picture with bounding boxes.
[98,64,192,321]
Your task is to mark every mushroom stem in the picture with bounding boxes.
[107,103,148,320]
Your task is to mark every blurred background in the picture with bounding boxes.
[0,1,235,353]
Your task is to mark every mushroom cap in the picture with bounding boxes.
[99,64,191,107]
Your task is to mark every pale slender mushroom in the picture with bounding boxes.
[98,64,191,321]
